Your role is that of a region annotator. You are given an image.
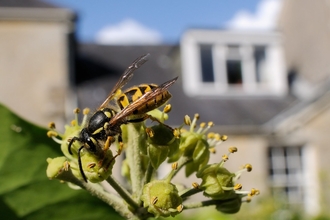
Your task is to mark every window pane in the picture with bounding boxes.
[199,44,214,82]
[226,60,242,84]
[254,46,266,82]
[268,146,304,207]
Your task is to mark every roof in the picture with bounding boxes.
[0,0,57,8]
[75,44,298,134]
[0,0,76,21]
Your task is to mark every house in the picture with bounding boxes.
[2,0,330,217]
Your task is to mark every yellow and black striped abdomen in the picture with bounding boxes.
[117,83,171,115]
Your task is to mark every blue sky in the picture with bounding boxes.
[46,0,282,44]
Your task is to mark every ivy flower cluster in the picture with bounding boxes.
[46,105,259,219]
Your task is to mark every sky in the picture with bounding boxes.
[46,0,283,44]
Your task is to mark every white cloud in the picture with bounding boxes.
[95,19,162,45]
[225,0,283,30]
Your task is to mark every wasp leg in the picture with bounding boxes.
[68,137,79,155]
[99,136,122,172]
[117,135,123,156]
[103,135,123,158]
[77,145,88,182]
[103,136,116,152]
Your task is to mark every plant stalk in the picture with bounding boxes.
[144,161,154,185]
[80,181,136,219]
[165,156,191,182]
[106,175,140,211]
[126,122,146,201]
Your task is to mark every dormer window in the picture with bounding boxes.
[181,30,287,97]
[200,44,214,82]
[225,45,243,85]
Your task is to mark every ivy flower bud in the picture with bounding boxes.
[146,124,175,146]
[170,114,220,176]
[182,135,210,177]
[196,164,236,200]
[215,196,242,214]
[169,114,229,177]
[46,157,79,184]
[141,180,183,218]
[46,157,69,179]
[71,149,115,183]
[146,124,180,169]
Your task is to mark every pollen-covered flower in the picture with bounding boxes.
[169,114,227,177]
[196,163,236,200]
[46,156,70,179]
[144,105,180,169]
[196,146,259,213]
[47,108,87,159]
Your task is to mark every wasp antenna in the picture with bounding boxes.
[77,146,88,182]
[68,137,78,155]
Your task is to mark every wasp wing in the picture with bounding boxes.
[98,53,150,110]
[109,77,178,126]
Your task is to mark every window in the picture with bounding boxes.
[226,45,243,85]
[226,60,242,84]
[268,146,304,206]
[200,44,214,82]
[254,45,266,83]
[181,30,287,97]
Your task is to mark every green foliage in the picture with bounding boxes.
[0,104,122,219]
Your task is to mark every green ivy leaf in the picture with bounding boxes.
[0,104,123,220]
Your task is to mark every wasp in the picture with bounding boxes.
[68,54,178,182]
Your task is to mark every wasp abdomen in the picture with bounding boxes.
[118,84,171,115]
[117,84,157,109]
[138,91,171,114]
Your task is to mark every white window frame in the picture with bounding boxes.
[180,30,287,97]
[267,145,320,214]
[268,146,304,206]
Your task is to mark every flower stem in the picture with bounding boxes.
[183,198,238,210]
[79,181,136,219]
[165,156,191,182]
[144,161,154,185]
[183,200,218,209]
[179,187,203,199]
[58,167,139,219]
[106,175,140,211]
[126,122,146,201]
